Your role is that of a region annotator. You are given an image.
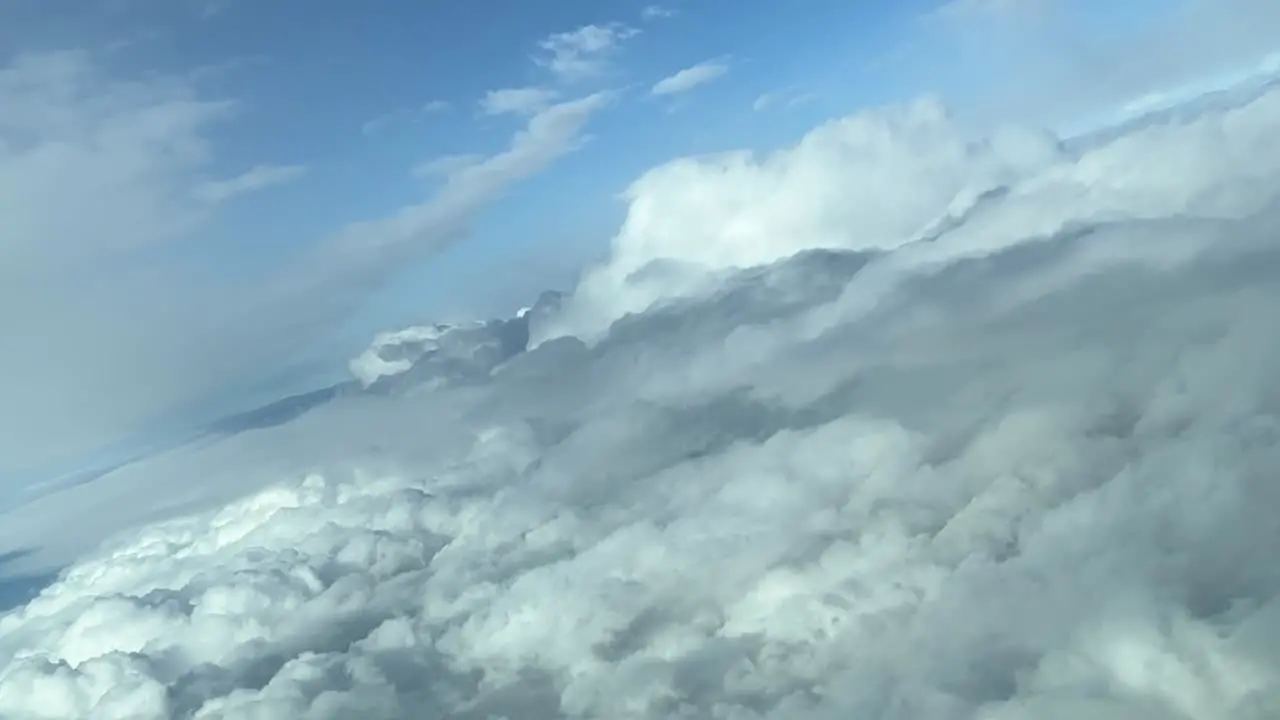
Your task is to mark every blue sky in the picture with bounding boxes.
[3,0,1279,482]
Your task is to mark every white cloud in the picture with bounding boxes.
[288,92,615,302]
[640,5,678,20]
[752,89,817,112]
[7,7,1280,717]
[0,50,301,480]
[915,0,1280,129]
[410,153,483,179]
[4,74,1280,719]
[479,86,558,116]
[650,59,730,97]
[193,163,305,204]
[361,100,449,137]
[534,23,639,82]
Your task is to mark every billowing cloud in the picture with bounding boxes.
[534,23,639,82]
[4,74,1280,720]
[650,59,730,97]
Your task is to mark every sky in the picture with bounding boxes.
[3,0,1280,485]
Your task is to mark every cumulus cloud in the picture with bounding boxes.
[193,164,306,204]
[5,71,1280,720]
[650,59,730,97]
[534,23,639,82]
[479,87,558,116]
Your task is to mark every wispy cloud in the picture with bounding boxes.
[752,89,818,112]
[479,87,559,116]
[651,59,730,96]
[194,164,306,204]
[0,49,291,476]
[640,4,678,20]
[534,23,639,82]
[292,92,617,305]
[361,100,450,137]
[410,153,483,179]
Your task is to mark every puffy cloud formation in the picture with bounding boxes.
[5,85,1280,719]
[543,85,1280,342]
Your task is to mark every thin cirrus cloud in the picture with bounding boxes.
[650,58,731,96]
[193,163,307,204]
[361,100,450,137]
[479,86,560,116]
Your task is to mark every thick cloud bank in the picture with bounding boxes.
[5,88,1280,719]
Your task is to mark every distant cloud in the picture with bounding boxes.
[753,89,818,112]
[651,59,730,96]
[361,100,450,137]
[924,0,1042,22]
[194,164,306,204]
[915,0,1280,129]
[295,92,617,303]
[534,23,639,82]
[640,4,678,20]
[0,49,295,476]
[480,87,559,116]
[411,153,483,179]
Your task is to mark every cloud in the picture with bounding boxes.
[650,59,730,97]
[479,87,558,116]
[534,23,639,82]
[0,41,616,485]
[5,96,1280,717]
[4,73,1280,719]
[193,163,306,204]
[640,4,678,20]
[914,0,1280,129]
[0,49,303,479]
[752,89,818,112]
[410,153,483,179]
[361,100,449,137]
[290,92,615,304]
[8,8,1280,718]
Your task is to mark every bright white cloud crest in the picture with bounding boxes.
[4,62,1280,718]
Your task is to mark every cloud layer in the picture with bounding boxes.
[4,75,1280,720]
